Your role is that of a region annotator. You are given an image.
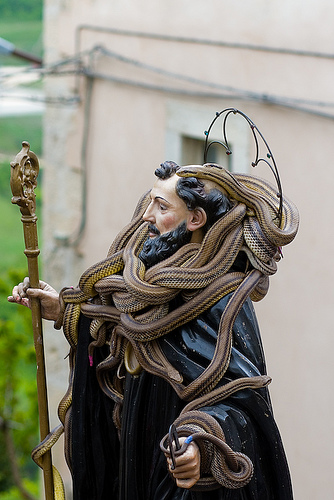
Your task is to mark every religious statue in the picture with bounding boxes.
[9,110,299,500]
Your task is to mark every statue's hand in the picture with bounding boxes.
[165,437,201,489]
[8,277,60,321]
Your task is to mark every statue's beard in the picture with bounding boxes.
[139,221,192,269]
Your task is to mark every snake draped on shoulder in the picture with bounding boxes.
[48,163,299,497]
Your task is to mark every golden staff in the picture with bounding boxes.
[10,142,55,500]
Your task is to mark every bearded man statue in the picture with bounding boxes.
[9,160,299,500]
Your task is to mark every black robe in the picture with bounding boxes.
[71,293,293,499]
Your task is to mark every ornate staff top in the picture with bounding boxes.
[10,141,39,217]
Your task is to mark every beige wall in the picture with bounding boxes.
[42,1,334,498]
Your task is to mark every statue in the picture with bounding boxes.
[8,110,299,499]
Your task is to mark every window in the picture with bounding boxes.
[181,135,231,170]
[165,100,250,174]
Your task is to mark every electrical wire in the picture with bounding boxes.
[76,24,334,60]
[3,27,334,250]
[82,69,334,120]
[93,45,334,110]
[1,39,334,116]
[0,93,80,105]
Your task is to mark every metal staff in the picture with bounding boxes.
[10,142,55,500]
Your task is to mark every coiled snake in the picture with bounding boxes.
[35,164,299,495]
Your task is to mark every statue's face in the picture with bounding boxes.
[143,175,189,237]
[139,172,209,268]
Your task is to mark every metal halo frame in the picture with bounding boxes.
[203,108,283,228]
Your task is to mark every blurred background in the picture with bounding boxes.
[1,0,333,499]
[0,1,43,499]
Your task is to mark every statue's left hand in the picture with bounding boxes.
[165,437,201,489]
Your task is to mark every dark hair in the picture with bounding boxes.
[155,161,232,231]
[155,161,179,179]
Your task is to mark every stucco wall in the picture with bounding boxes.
[41,1,334,498]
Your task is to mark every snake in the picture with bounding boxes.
[39,163,299,493]
[160,409,254,489]
[177,163,299,247]
[31,424,66,500]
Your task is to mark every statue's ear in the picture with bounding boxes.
[187,207,207,232]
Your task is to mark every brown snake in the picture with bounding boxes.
[41,164,299,490]
[160,410,255,489]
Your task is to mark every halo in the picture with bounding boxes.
[203,108,283,227]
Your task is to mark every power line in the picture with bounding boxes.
[94,45,334,110]
[76,24,334,60]
[1,43,334,118]
[84,69,334,120]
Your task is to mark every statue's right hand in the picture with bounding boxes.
[8,277,60,321]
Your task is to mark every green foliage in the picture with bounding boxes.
[0,269,39,494]
[0,478,39,500]
[0,0,43,63]
[0,2,44,486]
[0,159,42,282]
[0,193,30,279]
[0,158,12,199]
[0,0,42,21]
[0,19,43,66]
[0,116,43,158]
[0,433,12,491]
[0,151,42,494]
